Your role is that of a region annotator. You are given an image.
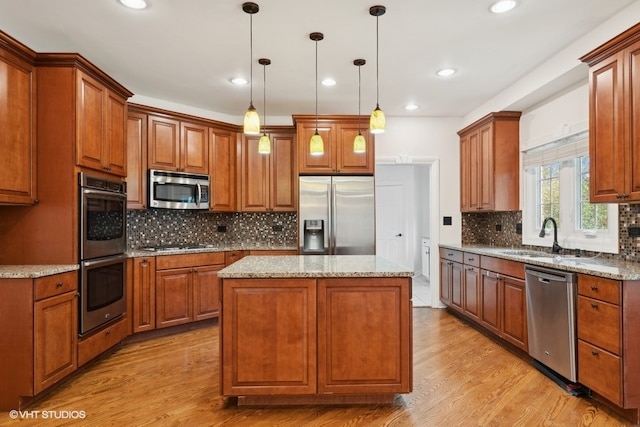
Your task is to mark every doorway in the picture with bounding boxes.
[375,160,439,307]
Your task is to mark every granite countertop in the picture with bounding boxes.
[439,244,640,281]
[218,255,414,279]
[128,244,297,257]
[0,264,79,279]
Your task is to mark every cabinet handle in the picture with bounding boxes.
[467,257,474,262]
[591,303,598,309]
[56,281,63,288]
[590,285,598,291]
[105,330,111,336]
[447,252,453,256]
[591,350,599,356]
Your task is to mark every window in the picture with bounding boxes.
[522,133,618,253]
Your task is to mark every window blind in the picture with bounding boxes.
[522,131,589,169]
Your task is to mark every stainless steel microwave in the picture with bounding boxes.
[148,169,210,210]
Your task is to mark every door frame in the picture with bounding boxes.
[376,156,443,308]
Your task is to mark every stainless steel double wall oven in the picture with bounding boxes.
[79,173,127,336]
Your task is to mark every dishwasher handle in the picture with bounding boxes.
[526,268,569,283]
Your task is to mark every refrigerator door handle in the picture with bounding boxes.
[331,182,337,254]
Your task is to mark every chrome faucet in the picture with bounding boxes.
[539,217,563,254]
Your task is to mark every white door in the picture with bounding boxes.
[375,184,410,268]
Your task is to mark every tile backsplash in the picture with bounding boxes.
[462,204,640,262]
[127,210,297,249]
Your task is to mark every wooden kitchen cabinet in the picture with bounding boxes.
[0,270,78,410]
[209,127,237,211]
[155,252,224,329]
[0,32,37,205]
[148,114,209,174]
[240,131,297,212]
[294,115,374,175]
[580,23,640,203]
[439,248,463,312]
[126,110,148,209]
[132,256,156,333]
[76,69,128,176]
[458,112,521,212]
[225,250,246,266]
[462,254,481,322]
[501,275,527,350]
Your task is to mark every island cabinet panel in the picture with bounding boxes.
[222,278,317,395]
[317,278,412,394]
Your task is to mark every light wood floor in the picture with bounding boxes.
[1,308,634,426]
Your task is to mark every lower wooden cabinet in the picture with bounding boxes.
[132,256,156,333]
[77,316,129,367]
[0,271,78,410]
[221,276,412,398]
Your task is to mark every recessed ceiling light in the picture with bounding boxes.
[231,77,248,86]
[119,0,148,10]
[321,78,336,87]
[405,104,419,111]
[436,68,456,77]
[489,0,517,14]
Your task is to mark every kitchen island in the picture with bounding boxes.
[217,255,413,405]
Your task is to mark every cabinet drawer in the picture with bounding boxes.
[156,252,225,270]
[34,271,78,301]
[578,340,622,406]
[577,295,620,354]
[77,316,129,367]
[480,256,525,280]
[577,274,620,305]
[463,252,480,267]
[439,248,463,263]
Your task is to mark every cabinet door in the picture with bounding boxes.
[477,123,494,210]
[297,122,336,173]
[148,115,180,171]
[126,112,148,209]
[317,277,412,394]
[241,135,270,211]
[439,259,451,305]
[463,266,481,322]
[589,52,626,202]
[132,257,156,333]
[105,92,127,176]
[626,42,640,201]
[156,269,192,328]
[193,265,220,321]
[225,250,246,266]
[459,133,471,212]
[501,275,527,351]
[450,261,464,312]
[222,278,317,395]
[336,123,374,174]
[180,121,208,173]
[480,271,501,335]
[77,71,106,172]
[210,128,236,211]
[0,52,36,204]
[270,133,297,211]
[34,291,77,394]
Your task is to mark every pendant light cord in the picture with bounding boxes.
[358,63,362,132]
[315,37,318,131]
[262,61,267,131]
[375,14,380,107]
[249,13,254,106]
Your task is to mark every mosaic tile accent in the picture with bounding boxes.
[127,209,297,249]
[462,204,640,262]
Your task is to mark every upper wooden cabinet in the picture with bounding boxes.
[240,131,297,212]
[148,114,209,174]
[458,112,521,212]
[76,70,128,176]
[209,127,237,212]
[126,110,148,209]
[294,115,375,175]
[580,23,640,203]
[0,32,37,204]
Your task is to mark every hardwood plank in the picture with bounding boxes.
[3,309,633,426]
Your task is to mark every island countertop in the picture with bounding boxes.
[217,255,413,279]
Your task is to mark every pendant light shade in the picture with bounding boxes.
[258,58,271,154]
[310,32,324,156]
[243,2,260,135]
[353,59,366,153]
[369,5,386,134]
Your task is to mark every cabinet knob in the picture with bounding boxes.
[56,281,63,288]
[590,285,598,291]
[591,303,598,309]
[591,350,599,356]
[105,330,111,336]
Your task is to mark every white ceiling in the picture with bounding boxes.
[0,0,637,124]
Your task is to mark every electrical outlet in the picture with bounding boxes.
[495,224,502,232]
[516,223,522,235]
[272,224,283,232]
[443,216,452,226]
[217,225,227,232]
[629,226,640,237]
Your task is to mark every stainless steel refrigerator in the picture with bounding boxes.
[299,176,375,255]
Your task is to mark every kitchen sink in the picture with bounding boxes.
[497,249,552,258]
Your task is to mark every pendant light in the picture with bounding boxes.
[258,58,271,154]
[309,32,324,156]
[353,59,367,153]
[369,5,386,134]
[242,2,260,135]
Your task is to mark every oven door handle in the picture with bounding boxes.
[82,253,128,267]
[82,188,127,200]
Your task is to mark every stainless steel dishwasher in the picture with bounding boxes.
[525,264,577,382]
